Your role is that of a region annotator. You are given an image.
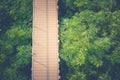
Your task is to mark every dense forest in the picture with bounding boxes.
[0,0,120,80]
[0,0,32,79]
[59,0,120,80]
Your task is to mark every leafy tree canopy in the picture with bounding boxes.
[59,0,120,80]
[0,0,32,79]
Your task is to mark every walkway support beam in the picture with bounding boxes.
[32,0,58,80]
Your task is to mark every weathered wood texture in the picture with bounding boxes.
[32,0,59,80]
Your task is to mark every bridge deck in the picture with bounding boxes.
[32,0,59,80]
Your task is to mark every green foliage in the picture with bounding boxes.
[69,72,86,80]
[98,73,111,80]
[74,0,115,11]
[0,0,32,79]
[3,45,31,80]
[15,45,31,68]
[60,11,110,79]
[59,0,120,80]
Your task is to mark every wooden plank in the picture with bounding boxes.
[32,0,59,80]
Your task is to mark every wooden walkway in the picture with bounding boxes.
[32,0,59,80]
